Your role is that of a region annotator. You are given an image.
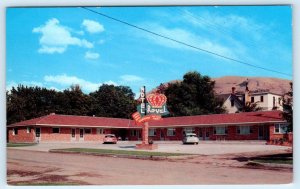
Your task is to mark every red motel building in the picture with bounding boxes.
[7,110,292,145]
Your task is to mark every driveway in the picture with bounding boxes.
[8,141,291,155]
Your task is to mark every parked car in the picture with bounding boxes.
[103,134,117,144]
[182,133,199,145]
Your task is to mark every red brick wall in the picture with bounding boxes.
[269,125,293,142]
[8,127,35,143]
[30,127,109,142]
[40,127,71,142]
[209,125,261,140]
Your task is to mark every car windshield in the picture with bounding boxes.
[105,135,115,138]
[186,133,196,137]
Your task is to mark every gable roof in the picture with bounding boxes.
[148,111,285,127]
[9,114,134,128]
[8,111,285,128]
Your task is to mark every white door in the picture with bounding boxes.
[79,128,84,141]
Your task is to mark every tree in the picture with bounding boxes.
[6,85,58,125]
[239,102,263,112]
[89,84,137,118]
[282,82,293,132]
[164,71,226,116]
[61,84,92,116]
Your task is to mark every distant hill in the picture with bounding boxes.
[151,76,292,96]
[213,76,291,95]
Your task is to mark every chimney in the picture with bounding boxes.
[244,79,250,105]
[231,87,236,94]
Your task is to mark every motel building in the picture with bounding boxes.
[7,110,291,144]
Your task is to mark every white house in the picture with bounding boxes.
[222,87,283,113]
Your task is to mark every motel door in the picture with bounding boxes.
[35,128,41,143]
[198,128,210,140]
[198,128,203,140]
[71,128,76,141]
[204,128,210,140]
[79,128,84,141]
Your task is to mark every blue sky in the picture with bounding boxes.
[6,6,292,96]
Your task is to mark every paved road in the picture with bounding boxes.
[7,149,292,185]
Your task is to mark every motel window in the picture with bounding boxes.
[97,128,104,134]
[183,128,195,135]
[13,128,18,135]
[26,127,31,133]
[84,128,91,134]
[251,97,254,103]
[237,126,251,135]
[52,128,60,134]
[273,96,276,107]
[149,129,156,136]
[167,128,176,136]
[274,124,288,134]
[214,126,227,135]
[260,96,264,102]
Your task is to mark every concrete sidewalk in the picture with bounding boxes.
[7,141,291,155]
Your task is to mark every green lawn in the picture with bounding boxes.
[252,159,293,165]
[250,153,293,165]
[50,148,189,157]
[7,143,37,147]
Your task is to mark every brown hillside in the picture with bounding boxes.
[213,76,291,95]
[151,76,291,96]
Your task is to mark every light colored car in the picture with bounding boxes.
[182,133,199,145]
[103,134,117,144]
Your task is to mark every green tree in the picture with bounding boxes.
[239,102,263,112]
[90,84,137,118]
[6,85,58,124]
[164,71,226,116]
[282,82,293,132]
[62,84,92,116]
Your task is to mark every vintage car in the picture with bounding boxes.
[182,133,199,145]
[103,134,117,144]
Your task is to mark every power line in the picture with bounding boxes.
[81,7,292,77]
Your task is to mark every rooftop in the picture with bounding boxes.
[9,110,285,128]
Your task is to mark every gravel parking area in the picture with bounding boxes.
[8,141,291,155]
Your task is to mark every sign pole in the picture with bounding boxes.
[142,86,148,145]
[143,122,149,145]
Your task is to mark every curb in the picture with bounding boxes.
[48,149,194,160]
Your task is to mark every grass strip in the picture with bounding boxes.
[51,148,189,157]
[7,143,37,147]
[252,159,293,165]
[13,182,80,186]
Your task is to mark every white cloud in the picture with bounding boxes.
[82,19,104,33]
[44,74,116,92]
[85,51,100,60]
[120,75,144,82]
[104,80,118,86]
[33,18,93,54]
